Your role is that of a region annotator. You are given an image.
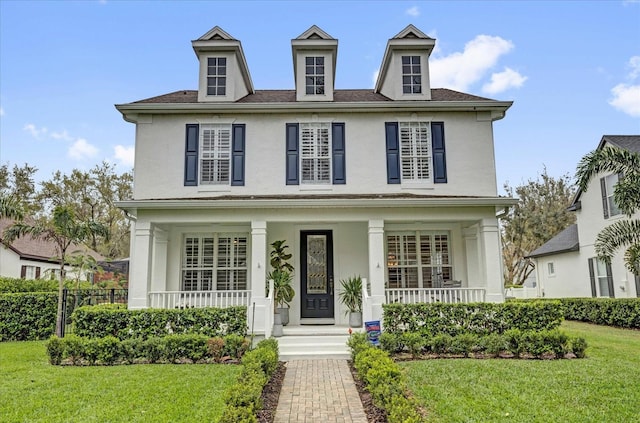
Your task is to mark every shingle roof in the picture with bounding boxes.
[131,88,494,104]
[602,135,640,154]
[527,224,579,258]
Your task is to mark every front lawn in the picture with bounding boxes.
[403,321,640,422]
[0,341,240,422]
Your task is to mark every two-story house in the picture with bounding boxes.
[115,25,514,336]
[529,135,640,299]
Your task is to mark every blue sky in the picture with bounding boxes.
[1,0,639,191]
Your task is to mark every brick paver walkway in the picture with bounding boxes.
[274,359,368,423]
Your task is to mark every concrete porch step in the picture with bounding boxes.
[276,325,358,360]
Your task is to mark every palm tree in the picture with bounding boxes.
[0,194,24,220]
[575,146,640,274]
[3,206,108,336]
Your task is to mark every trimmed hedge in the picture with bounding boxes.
[559,298,640,329]
[0,292,57,341]
[0,277,58,293]
[72,305,247,339]
[382,301,563,336]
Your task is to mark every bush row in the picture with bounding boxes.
[45,333,251,365]
[0,292,57,341]
[348,333,422,423]
[72,305,247,339]
[382,301,564,336]
[559,298,640,329]
[219,338,280,423]
[379,329,587,359]
[0,277,59,293]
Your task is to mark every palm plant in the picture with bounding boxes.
[575,146,640,274]
[3,206,109,336]
[338,275,363,313]
[0,194,24,220]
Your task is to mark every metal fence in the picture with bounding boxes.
[61,288,128,337]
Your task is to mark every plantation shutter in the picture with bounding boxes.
[231,124,246,186]
[35,267,41,279]
[184,124,199,186]
[588,258,597,297]
[385,122,400,184]
[431,122,447,183]
[286,123,299,185]
[600,177,609,219]
[606,262,615,298]
[332,123,346,184]
[20,265,26,279]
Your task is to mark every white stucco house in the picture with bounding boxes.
[115,25,514,336]
[529,135,640,299]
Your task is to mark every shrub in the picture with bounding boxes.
[207,337,226,362]
[224,333,250,359]
[141,337,165,363]
[560,298,640,329]
[504,329,524,358]
[380,332,403,354]
[346,332,369,360]
[97,336,121,365]
[45,335,64,365]
[64,334,86,365]
[450,333,478,357]
[430,334,453,354]
[242,346,278,378]
[571,337,588,358]
[120,338,140,364]
[478,333,506,357]
[401,332,425,358]
[0,292,57,341]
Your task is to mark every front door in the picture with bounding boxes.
[300,230,334,319]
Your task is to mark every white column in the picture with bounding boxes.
[128,220,153,309]
[480,218,505,302]
[368,220,386,324]
[150,228,168,294]
[463,226,480,288]
[248,220,269,337]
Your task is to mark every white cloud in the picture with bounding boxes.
[371,69,380,88]
[482,67,528,94]
[0,107,4,117]
[627,55,640,79]
[68,138,99,160]
[430,35,516,92]
[50,129,74,141]
[23,123,48,139]
[406,6,420,17]
[609,83,640,117]
[114,145,135,167]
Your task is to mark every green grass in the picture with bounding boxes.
[403,321,640,422]
[0,341,240,422]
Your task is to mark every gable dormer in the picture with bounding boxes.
[291,25,338,102]
[375,25,435,101]
[192,26,254,102]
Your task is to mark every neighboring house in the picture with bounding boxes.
[0,218,103,281]
[115,25,514,335]
[529,136,640,299]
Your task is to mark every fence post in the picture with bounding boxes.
[110,288,115,304]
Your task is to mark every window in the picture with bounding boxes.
[400,122,430,181]
[200,124,231,185]
[601,174,621,218]
[207,57,226,96]
[20,265,39,279]
[588,257,614,298]
[386,232,451,288]
[182,234,248,291]
[547,262,555,276]
[402,55,421,94]
[305,56,325,95]
[300,123,331,183]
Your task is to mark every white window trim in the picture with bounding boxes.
[199,124,232,186]
[299,122,332,185]
[305,56,325,95]
[206,57,227,96]
[398,121,432,184]
[401,55,422,95]
[547,262,555,278]
[593,257,612,298]
[604,173,622,218]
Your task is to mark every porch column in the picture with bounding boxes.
[368,220,386,324]
[480,218,505,302]
[129,220,153,309]
[150,228,168,295]
[248,220,269,337]
[463,226,480,287]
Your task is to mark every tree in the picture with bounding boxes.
[500,170,576,286]
[0,194,23,220]
[3,206,109,337]
[0,163,39,216]
[575,146,640,274]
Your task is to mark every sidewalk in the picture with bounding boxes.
[274,359,368,423]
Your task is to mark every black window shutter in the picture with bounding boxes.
[184,124,199,186]
[600,177,609,219]
[231,124,245,186]
[385,122,400,184]
[20,265,26,279]
[606,262,615,298]
[286,123,299,185]
[35,267,41,279]
[332,123,346,184]
[431,122,447,183]
[588,258,597,297]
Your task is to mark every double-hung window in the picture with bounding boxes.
[182,234,248,291]
[402,55,422,94]
[588,257,614,298]
[305,56,325,95]
[200,124,231,185]
[300,123,331,184]
[601,174,621,218]
[207,57,226,96]
[386,231,452,289]
[399,122,430,181]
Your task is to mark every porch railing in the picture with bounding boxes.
[149,290,251,309]
[385,288,486,304]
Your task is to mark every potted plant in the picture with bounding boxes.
[339,275,363,328]
[268,240,295,327]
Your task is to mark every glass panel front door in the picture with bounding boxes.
[301,230,334,319]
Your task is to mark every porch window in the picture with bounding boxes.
[386,232,451,288]
[182,234,248,291]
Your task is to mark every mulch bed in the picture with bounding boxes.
[349,360,388,422]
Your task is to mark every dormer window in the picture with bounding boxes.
[402,56,422,94]
[207,57,227,96]
[305,56,325,95]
